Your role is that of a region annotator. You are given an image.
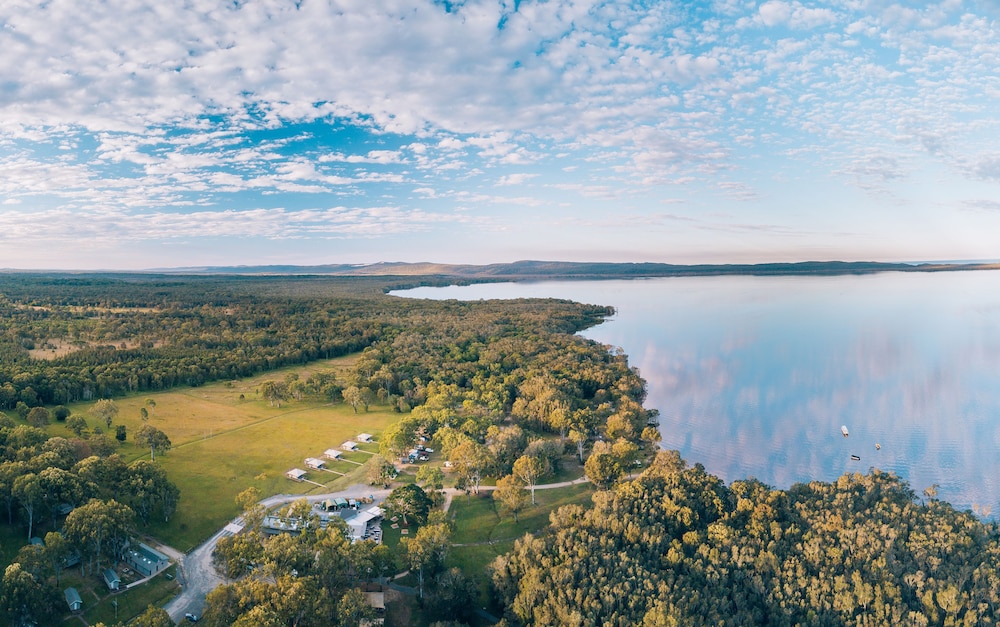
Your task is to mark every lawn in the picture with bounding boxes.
[55,356,397,551]
[60,565,180,625]
[445,482,596,609]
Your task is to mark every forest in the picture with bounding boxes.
[1,272,998,626]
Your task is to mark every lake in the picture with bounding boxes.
[394,270,1000,516]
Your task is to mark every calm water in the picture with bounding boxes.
[394,270,1000,516]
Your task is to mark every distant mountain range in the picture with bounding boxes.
[157,260,1000,278]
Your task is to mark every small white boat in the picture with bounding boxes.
[875,443,881,450]
[841,425,849,437]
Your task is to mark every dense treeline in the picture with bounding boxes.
[0,413,179,626]
[492,451,1000,626]
[0,274,611,408]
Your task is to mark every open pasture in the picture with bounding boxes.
[61,356,391,550]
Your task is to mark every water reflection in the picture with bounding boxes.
[394,271,1000,516]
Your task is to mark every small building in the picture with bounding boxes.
[103,568,121,591]
[125,542,171,577]
[305,457,326,470]
[323,448,343,460]
[346,506,384,542]
[356,433,373,443]
[363,590,385,611]
[341,441,358,451]
[286,468,307,482]
[64,587,83,611]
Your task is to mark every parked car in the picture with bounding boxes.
[185,613,199,622]
[418,455,429,461]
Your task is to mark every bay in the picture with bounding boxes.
[393,270,1000,516]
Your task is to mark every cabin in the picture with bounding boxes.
[356,433,373,443]
[125,542,171,577]
[286,468,307,482]
[305,457,326,469]
[341,441,359,451]
[64,587,83,612]
[323,448,343,460]
[103,568,121,591]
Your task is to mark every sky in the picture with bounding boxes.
[2,0,1000,270]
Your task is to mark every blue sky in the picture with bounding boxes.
[2,0,999,269]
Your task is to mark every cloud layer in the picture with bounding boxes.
[1,0,999,267]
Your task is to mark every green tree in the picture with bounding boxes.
[52,405,71,421]
[260,380,289,407]
[450,440,492,495]
[131,604,174,627]
[384,484,432,526]
[26,407,50,428]
[366,454,396,487]
[494,474,528,522]
[66,414,88,437]
[63,498,134,575]
[337,588,378,627]
[134,424,171,461]
[43,531,70,585]
[512,454,546,505]
[139,407,149,423]
[584,441,623,489]
[213,532,263,582]
[88,433,118,457]
[403,522,451,598]
[1,562,58,627]
[115,424,127,442]
[13,473,42,540]
[90,399,119,429]
[424,567,479,624]
[379,418,417,459]
[235,486,266,531]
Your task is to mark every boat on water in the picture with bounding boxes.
[875,443,881,450]
[841,425,849,437]
[851,454,861,461]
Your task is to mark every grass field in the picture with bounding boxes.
[54,356,397,550]
[60,565,181,626]
[446,482,596,610]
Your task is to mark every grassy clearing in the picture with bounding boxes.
[148,401,397,550]
[445,483,596,610]
[449,482,594,545]
[60,565,180,625]
[52,357,395,551]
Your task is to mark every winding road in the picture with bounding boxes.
[162,477,590,623]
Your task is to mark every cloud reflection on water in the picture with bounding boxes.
[397,271,1000,516]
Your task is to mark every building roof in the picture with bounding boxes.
[341,440,358,450]
[323,448,342,458]
[64,587,82,607]
[357,433,373,442]
[363,590,385,610]
[103,567,120,583]
[286,468,307,479]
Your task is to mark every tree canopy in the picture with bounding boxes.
[493,450,1000,626]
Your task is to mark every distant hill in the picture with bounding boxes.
[158,260,1000,279]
